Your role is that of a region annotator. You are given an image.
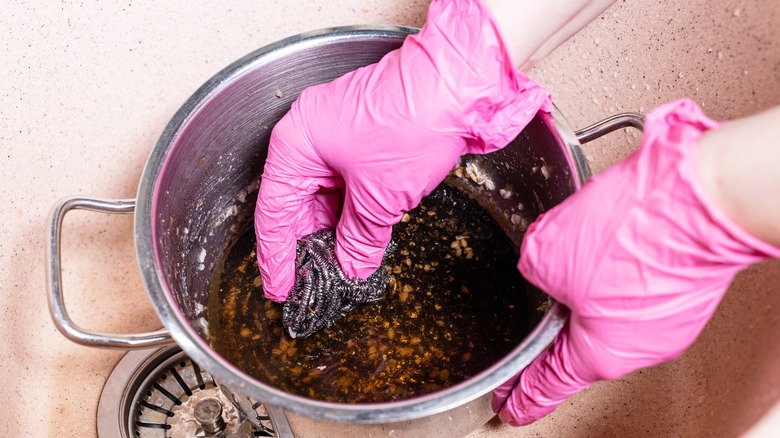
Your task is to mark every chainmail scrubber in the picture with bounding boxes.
[282,228,396,339]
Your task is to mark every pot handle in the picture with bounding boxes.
[46,196,174,349]
[575,112,644,143]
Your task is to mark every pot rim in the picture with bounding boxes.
[135,24,588,423]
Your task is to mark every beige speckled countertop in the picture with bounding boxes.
[2,1,779,437]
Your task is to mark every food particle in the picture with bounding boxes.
[540,163,551,179]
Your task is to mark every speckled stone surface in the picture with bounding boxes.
[1,1,778,437]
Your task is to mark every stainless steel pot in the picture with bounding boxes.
[47,25,642,437]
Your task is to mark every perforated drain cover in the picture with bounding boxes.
[97,345,278,437]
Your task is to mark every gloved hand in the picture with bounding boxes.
[255,0,552,302]
[492,99,780,426]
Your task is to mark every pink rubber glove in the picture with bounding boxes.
[255,0,552,302]
[492,99,780,426]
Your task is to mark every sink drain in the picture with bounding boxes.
[97,345,288,437]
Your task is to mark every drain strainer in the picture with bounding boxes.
[97,345,288,437]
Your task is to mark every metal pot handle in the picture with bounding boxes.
[575,112,644,143]
[46,196,173,349]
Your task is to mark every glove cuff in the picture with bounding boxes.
[414,0,553,154]
[651,99,780,262]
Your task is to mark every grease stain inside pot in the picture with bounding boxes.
[206,182,543,403]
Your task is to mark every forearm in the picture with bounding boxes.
[697,105,780,247]
[482,0,616,69]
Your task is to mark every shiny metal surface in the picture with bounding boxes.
[45,196,173,349]
[193,398,227,434]
[575,112,645,143]
[48,25,641,436]
[97,345,287,437]
[133,25,581,432]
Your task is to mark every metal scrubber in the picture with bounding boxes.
[282,228,395,339]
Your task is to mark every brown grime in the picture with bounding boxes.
[206,184,542,403]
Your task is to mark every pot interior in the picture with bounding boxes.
[141,25,586,420]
